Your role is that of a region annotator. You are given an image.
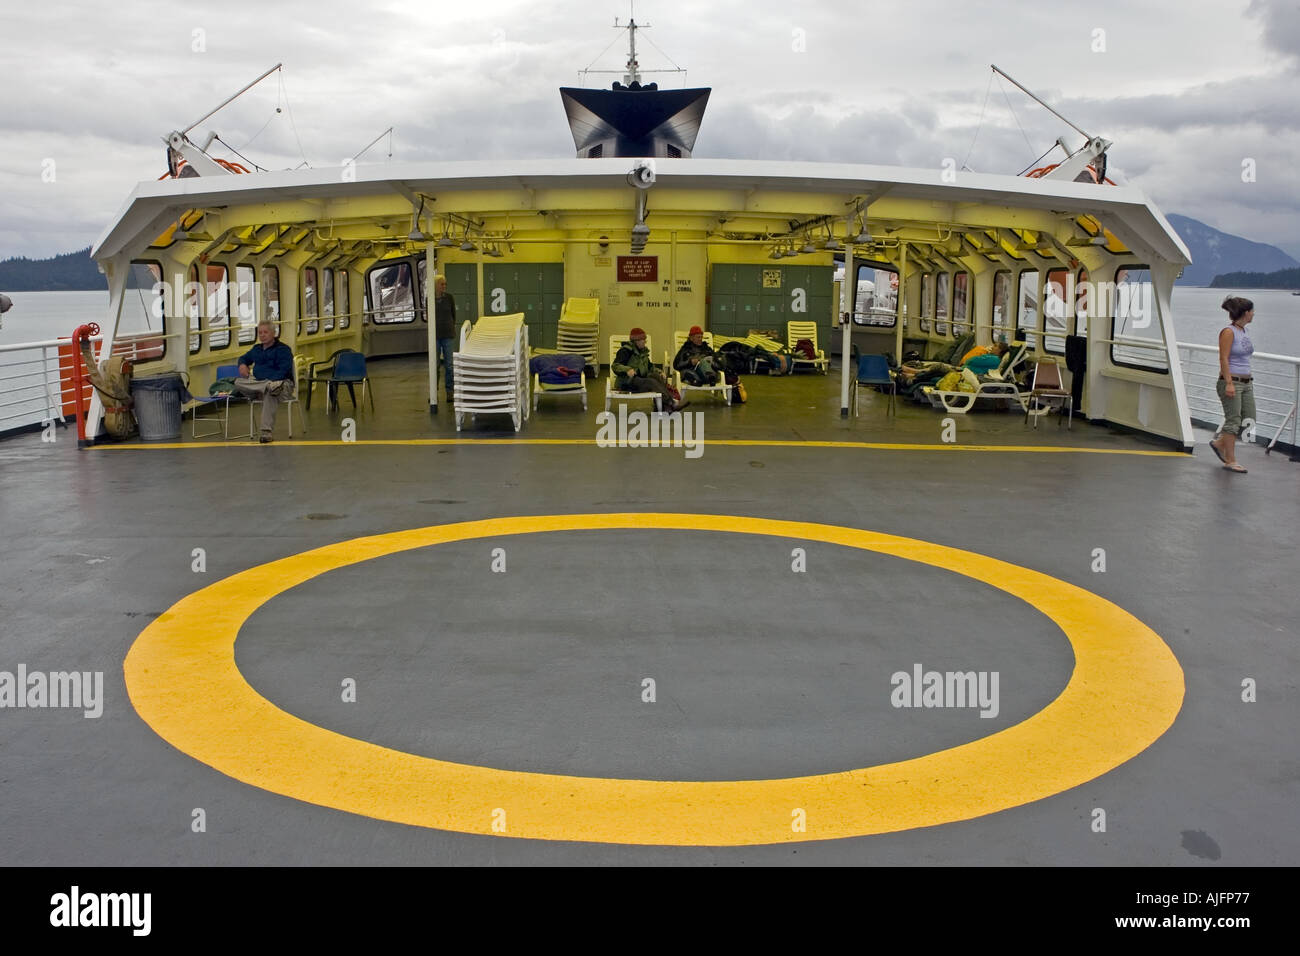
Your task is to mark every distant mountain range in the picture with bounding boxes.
[3,216,1298,291]
[1167,215,1299,286]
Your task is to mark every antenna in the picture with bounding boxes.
[990,64,1091,140]
[182,63,283,136]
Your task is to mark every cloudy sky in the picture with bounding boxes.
[2,0,1297,261]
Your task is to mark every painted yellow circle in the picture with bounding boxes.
[124,514,1183,846]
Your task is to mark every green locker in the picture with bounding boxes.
[516,267,540,295]
[735,295,760,331]
[711,264,739,295]
[546,264,566,295]
[709,294,735,335]
[445,263,479,322]
[809,265,834,298]
[738,264,765,297]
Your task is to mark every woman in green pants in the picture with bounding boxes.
[1208,296,1255,474]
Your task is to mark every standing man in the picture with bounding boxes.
[234,319,295,443]
[434,274,456,402]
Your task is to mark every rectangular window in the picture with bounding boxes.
[1044,268,1069,354]
[303,267,319,334]
[1111,266,1167,372]
[991,270,1011,341]
[322,268,335,332]
[952,272,970,337]
[187,264,201,354]
[367,261,415,324]
[920,273,932,333]
[935,273,950,336]
[262,267,280,336]
[851,263,899,327]
[206,264,230,350]
[235,264,257,343]
[337,271,350,329]
[1017,270,1039,349]
[122,261,164,335]
[123,261,167,361]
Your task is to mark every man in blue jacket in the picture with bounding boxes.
[234,320,295,442]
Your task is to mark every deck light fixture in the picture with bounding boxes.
[851,218,872,245]
[630,220,650,254]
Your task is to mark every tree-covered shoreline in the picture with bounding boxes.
[0,248,105,292]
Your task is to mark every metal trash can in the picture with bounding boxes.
[130,372,187,441]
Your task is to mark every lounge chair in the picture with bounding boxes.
[669,330,730,405]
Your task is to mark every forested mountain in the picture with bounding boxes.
[0,248,104,291]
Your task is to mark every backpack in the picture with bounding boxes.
[732,382,747,404]
[795,338,816,360]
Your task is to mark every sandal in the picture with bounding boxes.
[1208,439,1226,464]
[1223,463,1247,473]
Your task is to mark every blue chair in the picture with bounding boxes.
[189,363,250,439]
[327,350,374,413]
[854,354,896,416]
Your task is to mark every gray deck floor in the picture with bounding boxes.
[2,355,1296,864]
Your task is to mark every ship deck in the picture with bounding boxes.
[3,355,1296,864]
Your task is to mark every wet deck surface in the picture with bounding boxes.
[2,355,1296,864]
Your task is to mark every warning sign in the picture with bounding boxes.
[617,256,658,282]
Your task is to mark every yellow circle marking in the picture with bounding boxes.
[124,514,1183,846]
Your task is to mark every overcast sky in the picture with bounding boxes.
[2,0,1297,261]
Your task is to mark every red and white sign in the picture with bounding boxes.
[617,256,658,282]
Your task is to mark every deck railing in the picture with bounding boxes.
[1177,342,1299,449]
[0,331,179,437]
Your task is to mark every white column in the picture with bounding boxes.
[83,253,128,445]
[839,240,854,417]
[426,244,438,412]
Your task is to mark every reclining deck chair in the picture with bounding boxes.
[605,334,662,412]
[923,340,1030,414]
[786,321,829,374]
[669,330,730,405]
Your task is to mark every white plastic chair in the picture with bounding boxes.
[669,330,730,405]
[605,334,663,412]
[787,321,829,374]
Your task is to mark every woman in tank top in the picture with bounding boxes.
[1208,296,1255,473]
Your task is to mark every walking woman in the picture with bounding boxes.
[1208,296,1255,473]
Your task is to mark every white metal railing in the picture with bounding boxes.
[0,330,179,435]
[1178,341,1300,449]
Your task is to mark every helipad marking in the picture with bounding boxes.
[124,514,1183,846]
[97,438,1185,456]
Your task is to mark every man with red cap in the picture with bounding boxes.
[673,326,719,386]
[613,327,689,411]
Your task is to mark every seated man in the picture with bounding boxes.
[613,327,689,412]
[673,326,719,386]
[233,320,295,443]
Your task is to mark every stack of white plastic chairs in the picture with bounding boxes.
[554,298,600,374]
[453,313,530,431]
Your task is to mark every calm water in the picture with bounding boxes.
[3,287,1297,353]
